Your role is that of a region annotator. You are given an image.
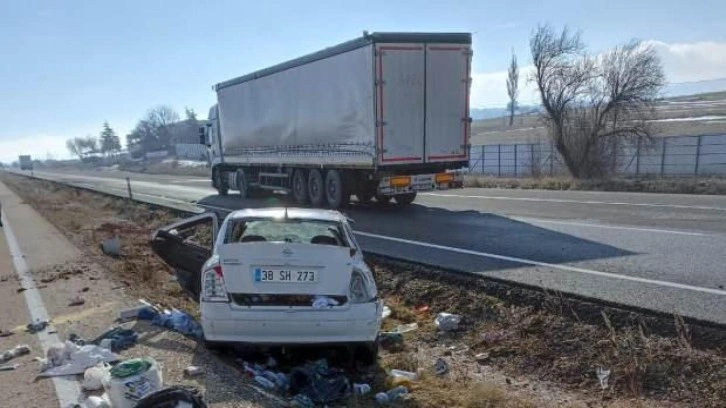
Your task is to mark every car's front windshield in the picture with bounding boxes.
[224,218,348,246]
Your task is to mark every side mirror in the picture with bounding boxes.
[198,127,206,145]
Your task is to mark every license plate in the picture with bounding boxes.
[253,267,317,283]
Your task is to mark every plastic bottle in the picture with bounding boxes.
[254,375,276,389]
[386,385,409,400]
[353,383,371,395]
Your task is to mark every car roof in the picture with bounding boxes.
[226,207,348,223]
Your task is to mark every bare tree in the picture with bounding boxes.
[148,105,180,149]
[506,51,519,126]
[66,136,99,160]
[530,25,664,178]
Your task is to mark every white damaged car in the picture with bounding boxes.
[151,207,382,360]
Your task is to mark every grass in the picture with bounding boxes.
[464,175,726,195]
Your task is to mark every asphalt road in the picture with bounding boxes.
[18,169,726,325]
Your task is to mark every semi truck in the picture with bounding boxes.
[19,155,33,171]
[200,32,472,208]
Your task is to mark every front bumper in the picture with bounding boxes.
[201,301,382,344]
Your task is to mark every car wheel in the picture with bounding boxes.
[325,169,349,209]
[236,169,249,199]
[308,169,325,207]
[354,341,378,366]
[213,168,228,196]
[395,192,417,207]
[292,169,309,204]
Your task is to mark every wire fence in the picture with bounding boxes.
[468,134,726,177]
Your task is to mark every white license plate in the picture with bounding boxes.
[253,267,317,283]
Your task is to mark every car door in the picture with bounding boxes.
[150,213,218,299]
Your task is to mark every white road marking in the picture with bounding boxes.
[355,231,726,296]
[423,192,726,212]
[512,217,709,237]
[1,213,81,407]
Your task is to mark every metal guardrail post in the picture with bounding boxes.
[550,142,554,176]
[660,138,667,176]
[481,145,485,173]
[498,145,501,177]
[695,135,702,176]
[635,137,641,176]
[126,177,133,200]
[514,144,518,177]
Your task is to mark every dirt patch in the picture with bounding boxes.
[2,173,725,407]
[464,175,726,195]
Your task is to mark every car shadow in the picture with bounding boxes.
[195,193,635,275]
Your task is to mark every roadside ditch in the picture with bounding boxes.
[1,172,724,408]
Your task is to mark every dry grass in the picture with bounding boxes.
[464,175,726,195]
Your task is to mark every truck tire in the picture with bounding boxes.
[292,169,309,204]
[213,168,228,196]
[375,194,391,205]
[395,192,417,207]
[308,169,325,207]
[325,170,349,209]
[236,169,249,199]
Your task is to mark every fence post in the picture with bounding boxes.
[635,137,641,176]
[550,142,554,176]
[694,135,702,176]
[126,177,133,201]
[498,144,501,177]
[530,144,535,177]
[514,144,518,177]
[481,145,485,174]
[660,138,667,176]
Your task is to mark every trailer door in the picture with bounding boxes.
[425,45,471,162]
[376,45,425,164]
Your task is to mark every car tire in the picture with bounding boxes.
[292,169,309,204]
[354,341,378,366]
[236,169,249,199]
[308,169,325,207]
[394,192,417,207]
[213,168,228,196]
[325,169,349,209]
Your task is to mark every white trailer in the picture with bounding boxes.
[201,32,472,208]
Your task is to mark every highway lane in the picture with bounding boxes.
[18,169,726,325]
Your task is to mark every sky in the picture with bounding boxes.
[1,0,726,163]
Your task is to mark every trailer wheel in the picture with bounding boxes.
[375,194,391,205]
[395,192,417,207]
[236,169,249,199]
[213,168,228,196]
[292,169,309,204]
[308,169,325,207]
[325,169,349,209]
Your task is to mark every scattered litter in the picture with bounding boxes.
[475,352,490,363]
[375,386,409,404]
[254,375,276,389]
[378,332,403,348]
[38,341,119,377]
[434,358,449,376]
[480,330,508,345]
[26,320,48,333]
[85,395,111,408]
[81,287,90,292]
[146,309,203,339]
[0,363,20,371]
[262,370,288,389]
[381,305,391,319]
[395,323,418,333]
[0,329,13,338]
[100,236,121,257]
[106,357,163,407]
[596,367,611,390]
[290,394,314,408]
[68,333,86,346]
[118,300,158,322]
[93,327,138,352]
[16,287,26,293]
[68,296,86,307]
[135,386,207,408]
[184,366,204,377]
[353,383,371,395]
[311,296,339,309]
[415,305,430,314]
[82,363,111,391]
[387,369,418,390]
[434,312,462,332]
[0,344,30,364]
[289,359,350,404]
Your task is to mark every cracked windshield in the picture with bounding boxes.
[0,1,725,407]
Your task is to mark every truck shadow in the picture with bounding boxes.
[195,192,635,274]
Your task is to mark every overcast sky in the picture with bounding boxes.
[1,0,725,163]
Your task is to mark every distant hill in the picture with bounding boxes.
[471,105,542,120]
[663,78,726,98]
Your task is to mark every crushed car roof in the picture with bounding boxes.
[226,207,349,223]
